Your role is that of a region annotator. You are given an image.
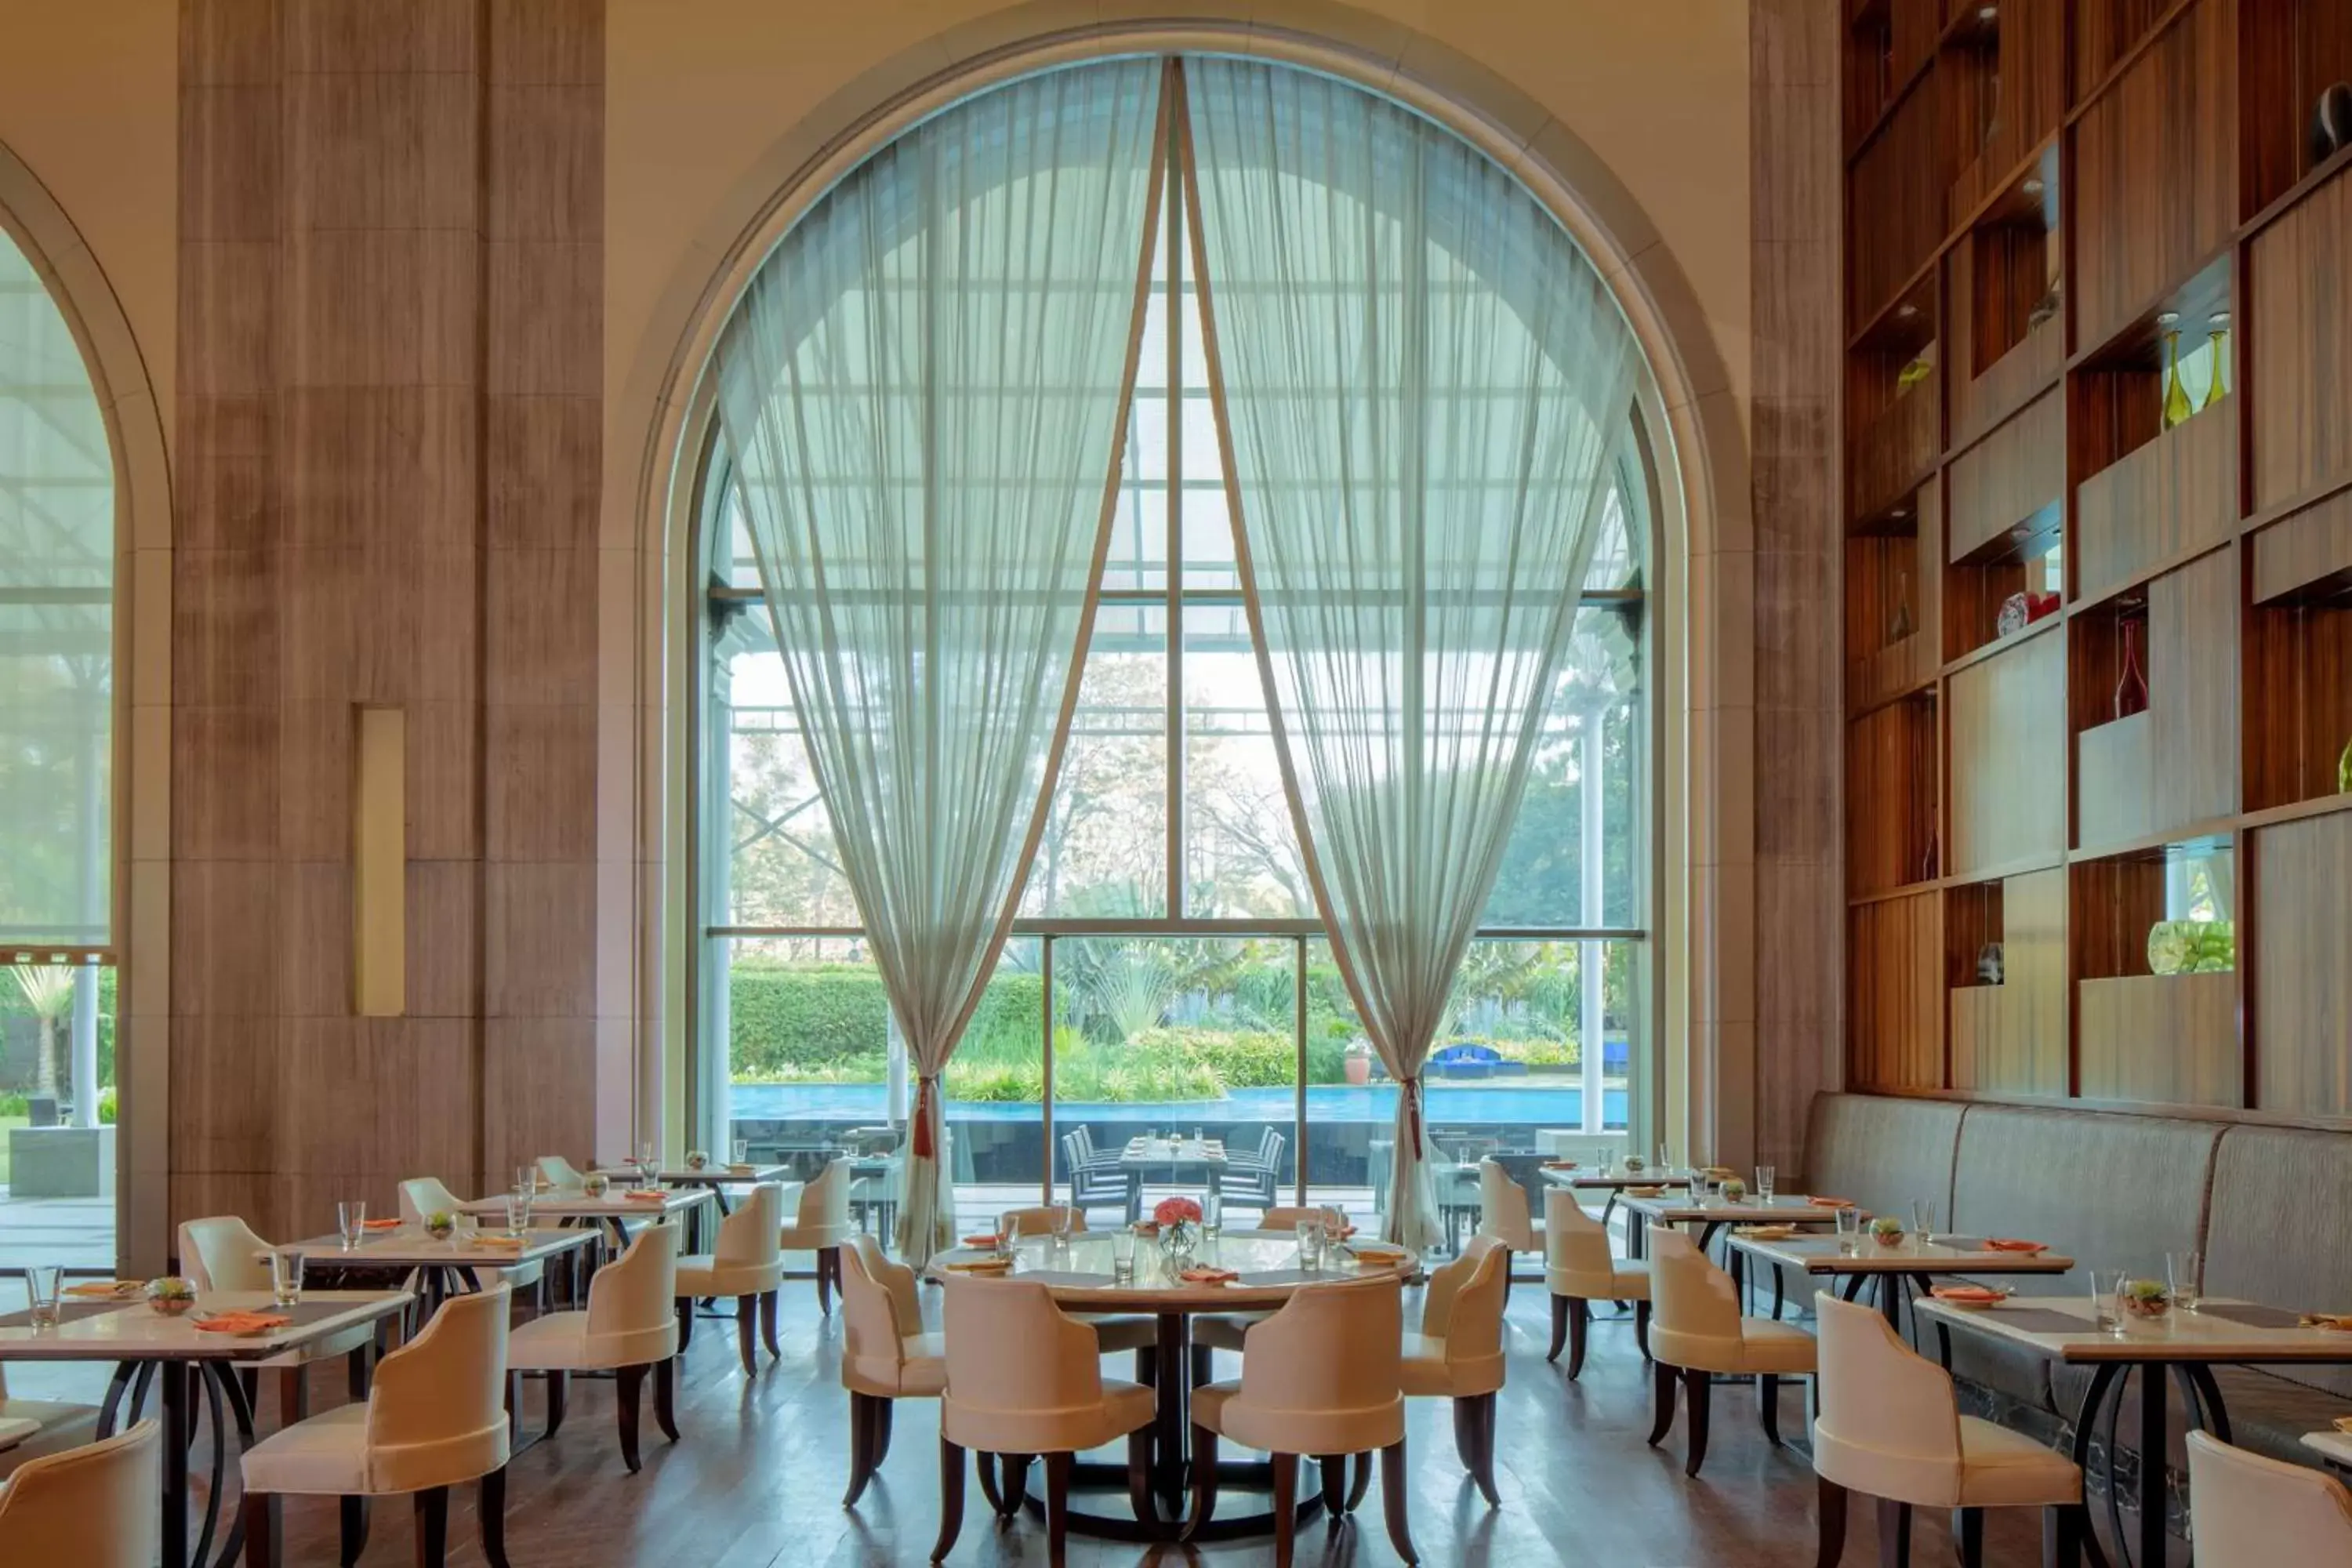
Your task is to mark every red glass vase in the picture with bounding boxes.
[2114,618,2149,720]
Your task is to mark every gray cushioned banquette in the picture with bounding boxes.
[2203,1123,2352,1400]
[1948,1105,2221,1291]
[1798,1093,1966,1218]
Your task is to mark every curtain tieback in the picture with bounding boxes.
[1400,1075,1425,1149]
[911,1074,941,1160]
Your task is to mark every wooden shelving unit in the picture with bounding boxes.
[1840,0,2352,1122]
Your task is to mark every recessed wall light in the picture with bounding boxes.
[1890,506,1911,519]
[1897,304,1918,319]
[2021,178,2045,196]
[1978,4,1997,19]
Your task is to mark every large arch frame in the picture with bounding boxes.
[612,9,1756,1164]
[0,137,174,1272]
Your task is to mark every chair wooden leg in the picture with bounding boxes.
[873,1395,894,1465]
[675,1299,695,1352]
[503,1370,521,1443]
[844,1393,877,1507]
[2042,1503,2085,1568]
[1875,1498,1912,1568]
[543,1370,568,1439]
[1647,1359,1679,1446]
[1345,1450,1374,1513]
[413,1486,450,1568]
[1814,1476,1848,1567]
[1044,1450,1073,1566]
[760,1289,781,1358]
[931,1438,965,1563]
[1270,1452,1298,1568]
[1682,1367,1713,1478]
[1318,1454,1347,1529]
[1189,1343,1214,1388]
[1475,1392,1501,1507]
[479,1465,510,1568]
[338,1495,369,1566]
[654,1353,681,1441]
[736,1294,759,1375]
[1547,1294,1569,1363]
[1953,1507,1984,1568]
[1635,1299,1653,1361]
[817,1246,836,1315]
[242,1490,279,1567]
[1126,1425,1156,1526]
[1181,1425,1219,1540]
[616,1363,646,1473]
[1568,1298,1592,1380]
[1759,1371,1784,1446]
[1381,1438,1418,1565]
[278,1365,307,1429]
[1453,1394,1479,1470]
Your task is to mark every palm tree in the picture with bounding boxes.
[11,966,74,1098]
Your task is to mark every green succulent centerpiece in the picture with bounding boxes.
[1621,1156,1646,1174]
[425,1211,458,1241]
[1870,1214,1907,1247]
[583,1173,611,1197]
[685,1150,710,1171]
[2121,1279,2171,1320]
[146,1276,198,1316]
[1720,1178,1748,1202]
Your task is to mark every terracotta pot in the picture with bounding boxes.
[1344,1054,1371,1086]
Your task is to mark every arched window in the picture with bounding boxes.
[0,223,117,1175]
[691,57,1656,1250]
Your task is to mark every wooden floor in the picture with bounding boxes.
[23,1277,2057,1566]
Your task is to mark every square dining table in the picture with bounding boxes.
[1917,1294,2352,1566]
[1537,1165,1692,1229]
[274,1225,601,1317]
[456,1185,713,1248]
[1726,1230,2075,1325]
[0,1289,412,1568]
[590,1164,790,1245]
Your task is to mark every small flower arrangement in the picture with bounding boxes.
[1154,1196,1203,1269]
[425,1211,458,1241]
[1870,1215,1907,1247]
[2121,1279,2171,1320]
[146,1276,197,1316]
[1153,1196,1203,1229]
[684,1150,710,1171]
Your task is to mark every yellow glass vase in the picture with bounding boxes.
[2159,314,2193,430]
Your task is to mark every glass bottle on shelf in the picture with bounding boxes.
[1889,571,1915,641]
[2201,311,2230,411]
[2114,615,2150,720]
[2159,312,2193,430]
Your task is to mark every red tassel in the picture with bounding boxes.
[910,1076,937,1160]
[1403,1076,1423,1149]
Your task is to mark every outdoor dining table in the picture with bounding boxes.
[456,1185,713,1249]
[1916,1294,2352,1567]
[271,1225,602,1317]
[0,1289,412,1568]
[1724,1230,2075,1326]
[1116,1136,1226,1222]
[924,1228,1416,1542]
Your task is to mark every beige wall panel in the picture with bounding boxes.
[488,82,604,241]
[283,71,482,234]
[486,704,600,862]
[178,394,278,551]
[283,0,480,74]
[168,1017,278,1173]
[176,549,279,709]
[172,706,278,862]
[488,397,602,548]
[283,228,479,388]
[486,548,598,702]
[281,387,479,552]
[405,861,483,1020]
[274,861,356,1018]
[484,1017,599,1174]
[485,862,598,1018]
[487,240,602,396]
[177,241,279,397]
[180,85,282,243]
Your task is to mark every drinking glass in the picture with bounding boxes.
[24,1265,62,1330]
[338,1200,368,1250]
[1834,1207,1864,1255]
[637,1141,656,1175]
[1911,1199,1940,1244]
[731,1138,750,1166]
[1755,1166,1777,1203]
[516,1166,538,1196]
[2168,1250,2204,1313]
[1111,1229,1137,1283]
[1202,1190,1222,1240]
[504,1192,532,1237]
[1656,1143,1674,1174]
[995,1227,1018,1263]
[1297,1219,1324,1273]
[270,1248,306,1308]
[2089,1269,2127,1337]
[1192,1127,1204,1145]
[1145,1127,1159,1148]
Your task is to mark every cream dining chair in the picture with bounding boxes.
[932,1276,1156,1566]
[777,1157,854,1312]
[839,1233,945,1508]
[673,1181,785,1376]
[535,1154,589,1190]
[1187,1273,1417,1567]
[0,1364,98,1472]
[1543,1186,1651,1378]
[1403,1233,1510,1507]
[238,1286,512,1568]
[1476,1159,1543,1283]
[2187,1429,2352,1566]
[506,1222,680,1472]
[1646,1229,1817,1478]
[1813,1292,2086,1566]
[1193,1207,1352,1367]
[179,1215,376,1424]
[396,1176,546,1303]
[998,1204,1160,1367]
[0,1419,158,1566]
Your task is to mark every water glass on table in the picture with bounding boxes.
[731,1138,750,1166]
[24,1264,63,1330]
[1202,1190,1222,1240]
[1834,1207,1864,1255]
[1656,1143,1674,1175]
[2169,1250,2204,1313]
[2089,1269,2127,1337]
[1911,1199,1940,1244]
[270,1247,307,1308]
[505,1192,533,1237]
[338,1200,368,1250]
[1297,1218,1325,1274]
[1754,1165,1777,1203]
[1110,1229,1137,1283]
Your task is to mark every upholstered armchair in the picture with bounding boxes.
[0,1419,158,1566]
[674,1181,786,1376]
[535,1154,589,1190]
[1646,1229,1817,1478]
[1813,1292,2085,1567]
[1542,1187,1651,1378]
[1475,1159,1542,1286]
[776,1157,855,1312]
[2187,1430,2352,1568]
[239,1286,513,1568]
[839,1234,945,1508]
[1402,1233,1510,1507]
[507,1222,681,1472]
[179,1215,376,1424]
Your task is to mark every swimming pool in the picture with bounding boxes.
[728,1081,1628,1127]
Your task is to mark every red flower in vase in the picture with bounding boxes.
[1153,1196,1203,1228]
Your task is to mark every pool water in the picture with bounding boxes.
[728,1080,1628,1127]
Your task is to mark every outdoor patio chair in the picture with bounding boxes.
[1220,1129,1286,1219]
[1060,1131,1131,1225]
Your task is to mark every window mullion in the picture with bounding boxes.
[1163,132,1185,924]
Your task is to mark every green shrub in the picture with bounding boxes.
[1127,1027,1292,1087]
[728,964,891,1074]
[97,1087,117,1124]
[0,1092,24,1116]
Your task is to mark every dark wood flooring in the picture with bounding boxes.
[19,1278,2058,1566]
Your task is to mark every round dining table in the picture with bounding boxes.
[924,1227,1417,1542]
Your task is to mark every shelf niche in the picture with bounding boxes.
[2252,812,2352,1116]
[1851,888,1944,1091]
[1848,691,1943,895]
[1947,869,2066,1096]
[1940,0,2066,232]
[2070,550,2238,849]
[2071,843,2240,1108]
[2240,0,2352,220]
[1946,147,2063,446]
[1947,624,2066,875]
[1848,272,1941,525]
[2245,487,2352,811]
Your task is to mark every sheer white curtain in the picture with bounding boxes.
[714,61,1164,1265]
[1184,57,1641,1251]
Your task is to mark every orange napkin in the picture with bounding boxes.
[2300,1312,2352,1332]
[1542,1160,1579,1171]
[1984,1238,2047,1253]
[64,1281,140,1300]
[622,1189,669,1204]
[943,1256,1011,1274]
[1178,1266,1238,1285]
[1931,1285,2006,1305]
[1347,1243,1408,1263]
[1807,1196,1856,1209]
[962,1234,1001,1249]
[466,1234,528,1250]
[361,1218,403,1230]
[193,1312,291,1334]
